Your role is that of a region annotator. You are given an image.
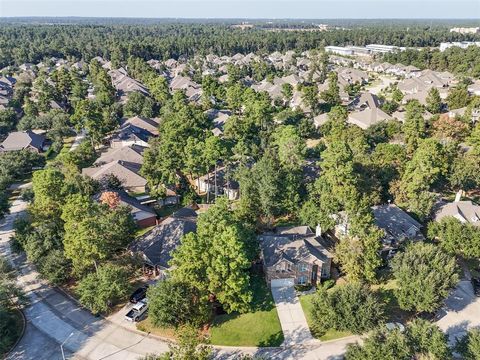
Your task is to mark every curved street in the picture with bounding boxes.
[0,195,359,360]
[2,193,479,359]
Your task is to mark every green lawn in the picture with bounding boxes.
[299,293,352,341]
[137,317,176,339]
[209,274,284,347]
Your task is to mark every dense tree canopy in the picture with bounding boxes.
[391,242,459,313]
[170,197,255,313]
[1,21,477,69]
[345,319,451,360]
[310,283,385,336]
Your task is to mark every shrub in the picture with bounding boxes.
[77,264,130,314]
[147,279,210,328]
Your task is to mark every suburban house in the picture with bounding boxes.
[99,190,158,228]
[156,187,180,207]
[109,124,153,149]
[349,92,382,111]
[260,226,334,287]
[108,68,149,103]
[435,198,480,226]
[94,144,146,166]
[194,166,240,200]
[130,207,198,277]
[205,109,231,137]
[372,204,424,248]
[120,116,160,136]
[0,130,47,152]
[335,204,423,252]
[313,113,329,128]
[347,107,393,130]
[392,109,433,123]
[82,160,148,193]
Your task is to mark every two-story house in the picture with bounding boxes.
[260,226,334,288]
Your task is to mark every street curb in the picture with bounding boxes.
[54,285,177,344]
[4,307,27,359]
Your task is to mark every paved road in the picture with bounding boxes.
[1,196,360,360]
[436,280,480,346]
[70,129,86,152]
[271,284,316,346]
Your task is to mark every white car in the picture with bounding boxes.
[124,300,148,322]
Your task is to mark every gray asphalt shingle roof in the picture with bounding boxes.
[130,208,197,268]
[0,130,45,151]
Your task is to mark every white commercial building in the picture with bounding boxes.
[365,44,403,54]
[450,27,480,34]
[325,46,354,56]
[440,41,480,52]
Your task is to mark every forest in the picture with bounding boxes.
[1,20,480,68]
[1,18,480,358]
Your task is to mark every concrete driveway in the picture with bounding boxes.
[1,195,361,359]
[436,280,480,346]
[271,283,317,346]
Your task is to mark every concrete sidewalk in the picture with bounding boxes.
[1,196,360,360]
[271,284,317,346]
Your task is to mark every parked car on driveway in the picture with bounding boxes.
[125,301,148,322]
[129,285,149,304]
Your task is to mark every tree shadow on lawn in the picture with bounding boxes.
[210,273,284,347]
[257,332,284,347]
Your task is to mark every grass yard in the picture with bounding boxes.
[299,293,352,341]
[209,274,284,347]
[137,317,176,339]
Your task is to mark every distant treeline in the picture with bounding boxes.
[383,46,480,78]
[1,22,479,68]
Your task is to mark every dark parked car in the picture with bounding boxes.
[129,285,149,303]
[472,278,480,297]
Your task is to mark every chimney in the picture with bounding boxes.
[454,190,463,203]
[316,224,322,237]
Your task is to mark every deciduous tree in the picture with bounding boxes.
[391,242,459,313]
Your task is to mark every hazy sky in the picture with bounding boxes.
[1,0,479,19]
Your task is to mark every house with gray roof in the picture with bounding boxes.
[0,130,46,152]
[205,109,231,136]
[110,124,153,149]
[435,200,480,226]
[94,144,146,166]
[194,165,240,200]
[0,76,16,89]
[82,160,148,193]
[121,116,160,136]
[372,204,424,248]
[348,107,393,130]
[99,190,157,228]
[260,226,333,287]
[335,204,423,253]
[397,77,430,94]
[349,92,382,111]
[130,207,197,276]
